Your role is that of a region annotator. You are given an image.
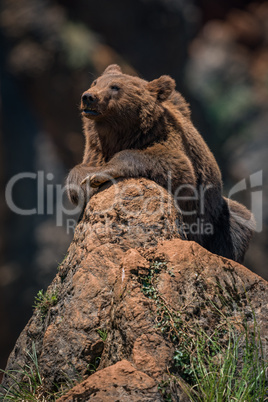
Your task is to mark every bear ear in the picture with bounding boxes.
[103,64,122,75]
[147,75,175,102]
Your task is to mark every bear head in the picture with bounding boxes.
[80,64,175,132]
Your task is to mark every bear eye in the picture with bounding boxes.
[110,85,120,91]
[91,80,97,87]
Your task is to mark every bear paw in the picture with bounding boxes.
[81,172,112,188]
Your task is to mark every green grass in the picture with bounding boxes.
[0,343,76,401]
[178,322,268,401]
[97,328,108,342]
[0,343,44,401]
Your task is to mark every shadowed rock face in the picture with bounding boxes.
[2,178,268,400]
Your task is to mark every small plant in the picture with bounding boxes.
[57,254,68,271]
[97,329,108,342]
[86,357,101,375]
[158,380,173,401]
[33,289,58,318]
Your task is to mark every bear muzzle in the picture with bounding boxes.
[81,92,101,117]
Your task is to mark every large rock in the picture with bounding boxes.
[2,178,267,400]
[58,360,160,402]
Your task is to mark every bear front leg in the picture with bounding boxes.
[66,164,100,205]
[81,146,196,191]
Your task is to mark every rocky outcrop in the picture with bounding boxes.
[2,178,268,400]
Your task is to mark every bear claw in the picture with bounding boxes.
[80,176,90,185]
[89,174,104,188]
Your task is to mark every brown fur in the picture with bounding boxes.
[66,64,255,263]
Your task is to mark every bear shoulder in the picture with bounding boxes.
[167,91,191,119]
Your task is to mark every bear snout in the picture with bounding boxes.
[82,92,98,106]
[81,92,102,117]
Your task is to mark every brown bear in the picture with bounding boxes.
[66,64,255,263]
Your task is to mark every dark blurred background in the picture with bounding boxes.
[0,0,267,377]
